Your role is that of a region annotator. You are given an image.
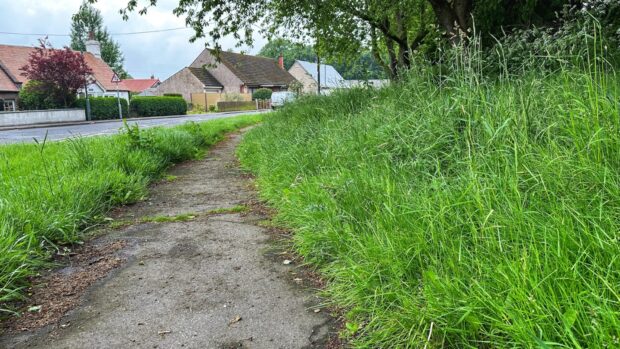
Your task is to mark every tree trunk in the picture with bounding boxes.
[428,0,472,43]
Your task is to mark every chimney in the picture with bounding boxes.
[278,53,284,70]
[85,31,101,59]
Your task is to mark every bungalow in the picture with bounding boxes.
[154,49,297,102]
[0,38,130,111]
[288,60,345,94]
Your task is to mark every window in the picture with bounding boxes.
[2,99,15,112]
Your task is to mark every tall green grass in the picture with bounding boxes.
[238,67,620,346]
[0,114,261,313]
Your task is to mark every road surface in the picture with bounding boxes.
[0,111,263,144]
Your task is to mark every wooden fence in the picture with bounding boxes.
[190,93,252,110]
[217,101,257,112]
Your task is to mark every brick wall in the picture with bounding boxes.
[154,68,205,102]
[288,62,318,94]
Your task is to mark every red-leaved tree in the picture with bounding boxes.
[20,39,92,108]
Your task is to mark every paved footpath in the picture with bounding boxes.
[0,111,264,144]
[0,129,331,349]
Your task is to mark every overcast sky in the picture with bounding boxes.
[0,0,268,80]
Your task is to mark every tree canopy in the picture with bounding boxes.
[93,0,583,79]
[258,38,386,79]
[72,1,130,78]
[20,40,93,108]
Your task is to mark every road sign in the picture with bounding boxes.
[111,72,121,83]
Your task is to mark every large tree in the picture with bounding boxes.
[20,40,93,108]
[71,1,130,78]
[93,0,575,79]
[258,38,316,70]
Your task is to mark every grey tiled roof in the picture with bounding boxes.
[188,67,223,87]
[216,51,296,87]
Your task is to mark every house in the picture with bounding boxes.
[153,67,223,101]
[0,38,130,112]
[155,49,297,102]
[0,61,19,111]
[288,60,345,94]
[122,77,160,94]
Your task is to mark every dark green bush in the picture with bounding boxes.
[163,93,183,97]
[18,81,64,110]
[130,96,187,117]
[252,88,272,100]
[75,97,128,120]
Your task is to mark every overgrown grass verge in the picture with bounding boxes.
[237,70,620,347]
[0,114,261,313]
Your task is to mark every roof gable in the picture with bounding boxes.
[0,44,129,91]
[0,61,18,92]
[294,60,344,88]
[214,50,296,87]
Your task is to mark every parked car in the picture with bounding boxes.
[271,91,296,108]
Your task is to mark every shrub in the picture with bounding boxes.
[252,88,272,100]
[208,105,217,112]
[130,96,187,117]
[163,93,183,97]
[18,80,64,110]
[74,97,128,120]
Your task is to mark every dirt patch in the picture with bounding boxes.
[1,240,126,333]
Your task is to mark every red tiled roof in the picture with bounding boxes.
[0,44,130,91]
[122,78,160,93]
[0,64,18,92]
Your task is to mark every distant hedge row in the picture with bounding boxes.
[75,97,129,120]
[74,96,186,120]
[130,96,187,117]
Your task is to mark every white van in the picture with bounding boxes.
[271,91,296,108]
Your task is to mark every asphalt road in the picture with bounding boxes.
[0,111,263,144]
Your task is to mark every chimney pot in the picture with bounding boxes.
[85,32,101,59]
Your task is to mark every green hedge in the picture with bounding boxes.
[252,88,272,100]
[75,97,128,120]
[163,93,183,97]
[130,96,188,117]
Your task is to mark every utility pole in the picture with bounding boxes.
[80,51,91,121]
[317,54,321,95]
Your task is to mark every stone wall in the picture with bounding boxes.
[0,109,85,127]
